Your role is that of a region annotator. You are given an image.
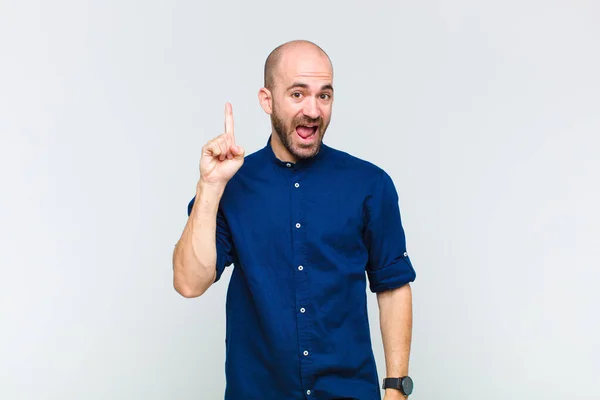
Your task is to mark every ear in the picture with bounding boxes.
[258,87,273,115]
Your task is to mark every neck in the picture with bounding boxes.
[270,132,297,163]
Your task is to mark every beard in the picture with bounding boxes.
[270,104,328,160]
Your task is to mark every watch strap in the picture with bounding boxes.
[382,376,413,395]
[382,377,403,390]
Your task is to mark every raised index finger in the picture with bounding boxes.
[224,102,234,136]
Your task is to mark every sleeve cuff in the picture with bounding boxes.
[214,250,228,283]
[367,256,416,293]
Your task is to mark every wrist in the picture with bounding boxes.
[197,179,226,198]
[384,388,407,399]
[192,179,226,215]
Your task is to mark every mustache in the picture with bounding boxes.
[294,117,321,126]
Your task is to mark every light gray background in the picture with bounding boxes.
[1,0,599,399]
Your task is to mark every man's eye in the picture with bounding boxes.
[292,92,302,98]
[320,94,331,100]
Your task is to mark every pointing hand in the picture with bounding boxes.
[199,103,245,185]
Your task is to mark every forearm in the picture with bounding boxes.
[377,283,413,379]
[173,180,225,297]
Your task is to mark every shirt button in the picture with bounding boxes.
[300,307,306,313]
[294,182,300,188]
[306,390,311,395]
[298,265,304,271]
[404,252,408,257]
[286,163,292,167]
[303,350,309,356]
[296,223,301,228]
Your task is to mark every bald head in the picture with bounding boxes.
[263,40,333,91]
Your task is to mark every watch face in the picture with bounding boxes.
[401,377,414,395]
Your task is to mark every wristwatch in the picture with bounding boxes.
[382,376,413,396]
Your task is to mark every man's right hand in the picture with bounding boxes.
[199,102,245,185]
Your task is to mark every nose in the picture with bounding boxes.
[302,97,320,120]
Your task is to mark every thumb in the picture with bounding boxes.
[231,144,245,158]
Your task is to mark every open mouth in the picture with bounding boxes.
[295,125,318,139]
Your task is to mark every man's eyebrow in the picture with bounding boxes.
[286,82,334,92]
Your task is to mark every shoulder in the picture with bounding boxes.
[220,144,269,197]
[324,144,390,182]
[228,145,269,181]
[239,145,268,168]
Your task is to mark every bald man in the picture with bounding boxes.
[173,40,416,400]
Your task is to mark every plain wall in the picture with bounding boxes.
[1,0,599,399]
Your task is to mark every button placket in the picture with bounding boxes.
[291,172,313,395]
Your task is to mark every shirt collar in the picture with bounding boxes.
[264,134,330,169]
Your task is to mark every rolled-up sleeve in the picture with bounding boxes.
[187,197,236,283]
[363,170,416,293]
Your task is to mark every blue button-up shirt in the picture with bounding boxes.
[187,136,416,400]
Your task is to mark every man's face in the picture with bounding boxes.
[269,50,334,161]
